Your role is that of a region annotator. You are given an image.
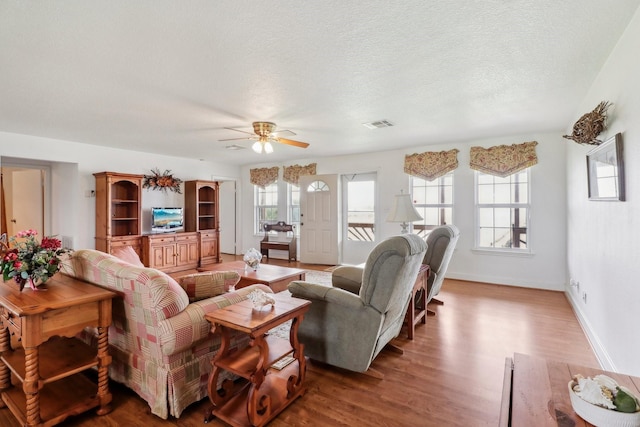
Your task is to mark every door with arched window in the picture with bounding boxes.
[299,174,338,265]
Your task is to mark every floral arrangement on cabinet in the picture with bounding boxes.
[1,229,70,291]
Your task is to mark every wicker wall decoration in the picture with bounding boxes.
[143,168,183,193]
[563,101,612,145]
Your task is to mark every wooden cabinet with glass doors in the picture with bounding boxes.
[94,172,143,257]
[184,180,220,265]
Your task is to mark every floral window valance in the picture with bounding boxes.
[250,166,279,188]
[283,163,317,185]
[469,141,538,177]
[404,149,459,181]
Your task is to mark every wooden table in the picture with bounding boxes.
[0,274,116,427]
[197,261,306,293]
[500,353,640,426]
[404,264,430,340]
[204,292,310,427]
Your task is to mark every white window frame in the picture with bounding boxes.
[287,183,300,236]
[410,172,454,239]
[254,181,279,234]
[474,169,531,253]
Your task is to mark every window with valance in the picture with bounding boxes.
[283,163,317,185]
[249,166,280,188]
[404,149,459,181]
[469,141,538,177]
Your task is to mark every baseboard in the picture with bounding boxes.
[447,272,563,291]
[564,286,615,371]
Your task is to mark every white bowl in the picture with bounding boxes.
[568,380,640,427]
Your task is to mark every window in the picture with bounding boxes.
[476,169,530,251]
[288,183,300,236]
[411,173,453,239]
[254,181,278,233]
[345,176,375,241]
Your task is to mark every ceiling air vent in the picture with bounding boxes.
[225,144,246,150]
[362,119,394,129]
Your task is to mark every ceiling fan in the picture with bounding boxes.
[220,121,310,154]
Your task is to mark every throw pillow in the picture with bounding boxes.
[178,271,240,302]
[111,245,144,267]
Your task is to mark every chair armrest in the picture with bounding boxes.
[177,271,241,302]
[288,281,364,309]
[331,266,364,294]
[158,284,272,355]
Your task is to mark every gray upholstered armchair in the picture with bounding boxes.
[287,234,427,374]
[423,224,459,312]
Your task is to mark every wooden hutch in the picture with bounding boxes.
[94,172,143,257]
[184,180,221,265]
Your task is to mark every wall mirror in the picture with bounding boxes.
[586,133,625,201]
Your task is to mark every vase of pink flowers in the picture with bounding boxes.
[1,229,70,291]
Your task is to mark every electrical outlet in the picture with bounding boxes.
[570,279,580,293]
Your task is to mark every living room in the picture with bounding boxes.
[1,2,640,425]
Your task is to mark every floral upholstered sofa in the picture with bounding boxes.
[61,248,272,419]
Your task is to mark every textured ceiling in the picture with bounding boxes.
[1,1,639,166]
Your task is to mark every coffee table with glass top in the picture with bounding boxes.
[197,261,306,293]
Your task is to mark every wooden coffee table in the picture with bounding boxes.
[197,261,306,293]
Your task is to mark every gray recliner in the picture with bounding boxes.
[287,234,427,374]
[422,224,460,310]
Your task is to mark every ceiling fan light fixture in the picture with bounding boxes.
[264,141,274,153]
[252,141,263,153]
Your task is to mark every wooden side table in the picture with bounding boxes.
[500,353,640,426]
[0,274,115,427]
[404,264,430,340]
[204,292,310,427]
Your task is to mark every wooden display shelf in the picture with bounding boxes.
[1,336,97,384]
[213,360,301,427]
[214,334,293,378]
[3,373,100,426]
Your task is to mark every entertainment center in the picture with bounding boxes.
[94,172,221,272]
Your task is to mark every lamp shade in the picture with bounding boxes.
[387,192,422,233]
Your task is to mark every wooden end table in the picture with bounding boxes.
[404,264,430,340]
[197,261,306,293]
[204,292,310,427]
[0,273,115,426]
[500,353,640,426]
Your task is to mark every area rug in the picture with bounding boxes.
[267,270,331,340]
[302,270,332,286]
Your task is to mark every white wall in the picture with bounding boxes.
[242,131,567,290]
[566,7,640,375]
[0,131,240,249]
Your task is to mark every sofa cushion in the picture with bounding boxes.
[111,245,144,267]
[177,271,241,302]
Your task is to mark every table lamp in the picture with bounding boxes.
[387,190,423,233]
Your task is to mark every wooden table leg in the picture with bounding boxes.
[0,328,9,408]
[23,346,41,427]
[96,325,113,415]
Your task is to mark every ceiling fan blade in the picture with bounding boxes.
[276,137,310,148]
[223,127,256,136]
[219,136,258,142]
[271,129,296,137]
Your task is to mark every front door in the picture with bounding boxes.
[299,174,339,265]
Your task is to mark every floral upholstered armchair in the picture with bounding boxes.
[61,249,272,419]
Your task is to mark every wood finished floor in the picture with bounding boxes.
[0,256,599,426]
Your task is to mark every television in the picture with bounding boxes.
[151,207,184,232]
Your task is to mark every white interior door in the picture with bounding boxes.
[3,168,44,236]
[218,180,237,255]
[299,174,339,265]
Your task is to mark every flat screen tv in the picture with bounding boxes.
[151,207,184,232]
